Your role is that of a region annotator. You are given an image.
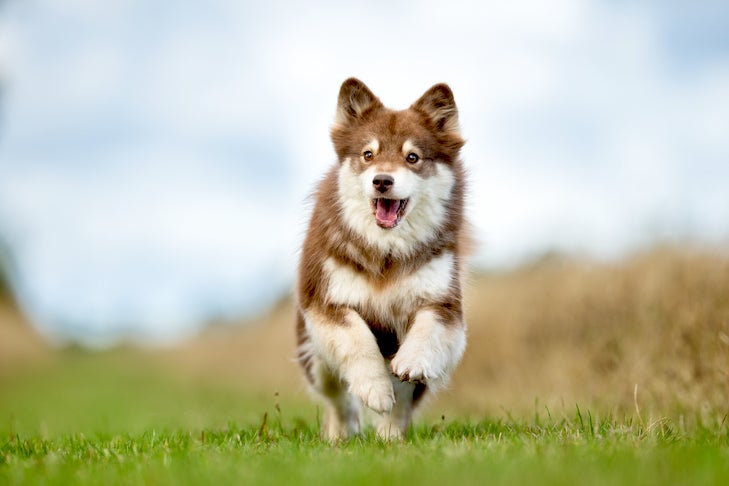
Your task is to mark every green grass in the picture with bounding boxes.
[2,352,728,485]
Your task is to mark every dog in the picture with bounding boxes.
[296,78,469,440]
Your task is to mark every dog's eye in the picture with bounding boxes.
[363,150,373,161]
[406,153,419,164]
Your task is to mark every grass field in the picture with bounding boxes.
[1,246,729,484]
[2,352,728,485]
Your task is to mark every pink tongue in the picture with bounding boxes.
[376,199,400,226]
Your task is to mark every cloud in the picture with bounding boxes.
[0,0,728,343]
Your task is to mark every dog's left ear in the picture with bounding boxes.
[411,83,460,134]
[335,78,384,127]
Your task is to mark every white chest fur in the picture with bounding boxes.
[323,251,456,334]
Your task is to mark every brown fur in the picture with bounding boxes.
[295,78,469,437]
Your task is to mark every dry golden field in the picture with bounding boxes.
[455,246,729,419]
[155,245,729,422]
[2,245,728,422]
[0,294,49,373]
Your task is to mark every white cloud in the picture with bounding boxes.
[0,0,728,343]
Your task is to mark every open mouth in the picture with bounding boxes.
[371,198,409,229]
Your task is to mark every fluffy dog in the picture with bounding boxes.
[296,78,469,440]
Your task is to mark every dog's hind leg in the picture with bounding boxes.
[313,359,361,442]
[374,377,418,440]
[297,310,361,441]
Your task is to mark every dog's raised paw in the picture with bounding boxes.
[390,348,437,384]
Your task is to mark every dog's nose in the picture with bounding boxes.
[373,174,394,193]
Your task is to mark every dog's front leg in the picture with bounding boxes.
[304,306,395,413]
[390,307,467,390]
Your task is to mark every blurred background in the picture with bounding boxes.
[1,0,728,429]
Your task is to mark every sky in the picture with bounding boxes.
[0,0,728,346]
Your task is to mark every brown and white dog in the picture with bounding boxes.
[296,78,469,440]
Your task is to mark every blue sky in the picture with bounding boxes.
[0,0,728,345]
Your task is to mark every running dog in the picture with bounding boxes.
[296,78,469,440]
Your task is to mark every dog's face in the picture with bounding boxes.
[331,79,465,231]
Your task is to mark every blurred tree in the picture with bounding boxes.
[0,238,16,305]
[0,0,11,304]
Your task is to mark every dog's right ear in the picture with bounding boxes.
[334,78,383,127]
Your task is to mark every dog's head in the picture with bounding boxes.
[331,78,465,233]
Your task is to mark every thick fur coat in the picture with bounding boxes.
[296,78,469,440]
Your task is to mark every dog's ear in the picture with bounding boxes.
[411,83,460,134]
[334,78,384,127]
